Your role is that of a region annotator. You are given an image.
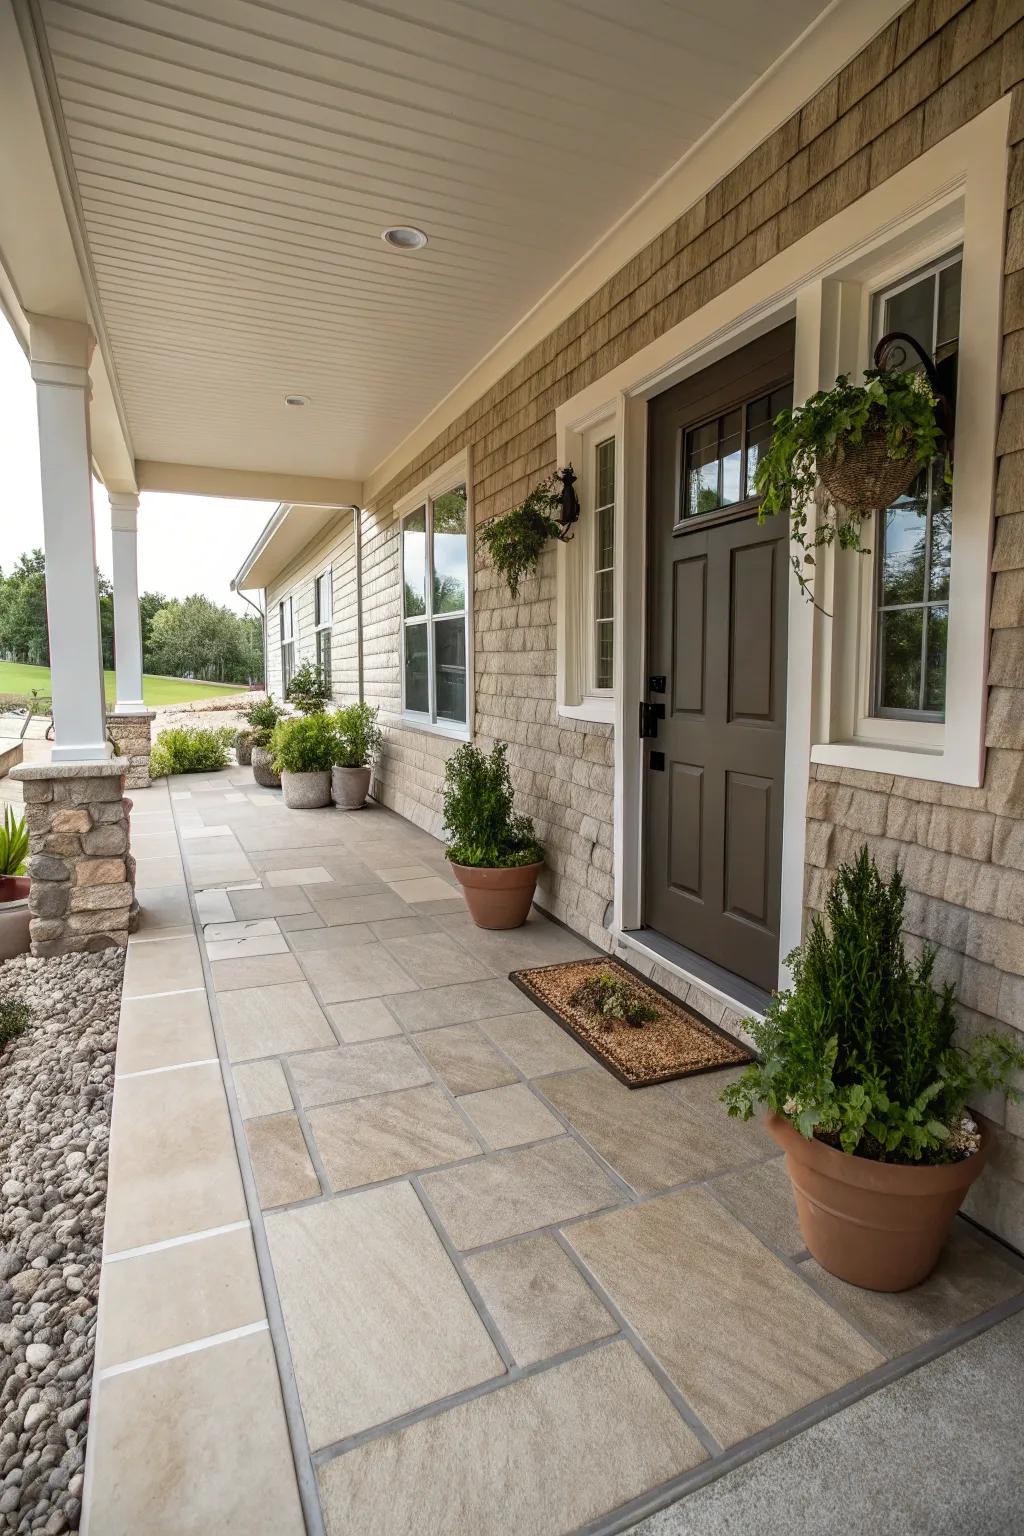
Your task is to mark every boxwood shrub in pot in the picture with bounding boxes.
[331,702,382,810]
[441,741,543,929]
[271,714,336,809]
[722,848,1024,1291]
[244,698,285,787]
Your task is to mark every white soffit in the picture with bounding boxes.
[234,503,342,590]
[30,0,842,486]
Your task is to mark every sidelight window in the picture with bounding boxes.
[593,436,615,692]
[401,481,470,729]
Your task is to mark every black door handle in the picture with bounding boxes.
[639,701,665,738]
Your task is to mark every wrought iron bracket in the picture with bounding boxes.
[554,464,580,542]
[873,329,955,465]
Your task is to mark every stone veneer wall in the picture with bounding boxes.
[11,761,135,956]
[107,710,154,791]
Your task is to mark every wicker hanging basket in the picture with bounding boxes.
[817,423,920,515]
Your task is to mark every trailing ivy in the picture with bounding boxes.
[479,475,563,599]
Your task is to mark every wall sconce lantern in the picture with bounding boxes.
[555,464,580,541]
[873,330,956,465]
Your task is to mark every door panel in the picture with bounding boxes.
[643,323,793,992]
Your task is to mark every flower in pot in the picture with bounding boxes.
[331,702,382,810]
[285,661,333,716]
[722,848,1024,1292]
[270,714,336,809]
[244,698,285,787]
[442,741,543,929]
[755,368,947,603]
[0,807,31,961]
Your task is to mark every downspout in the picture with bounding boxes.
[353,505,364,704]
[236,588,267,692]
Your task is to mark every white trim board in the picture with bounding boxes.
[554,101,1011,990]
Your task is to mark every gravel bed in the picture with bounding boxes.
[0,949,123,1534]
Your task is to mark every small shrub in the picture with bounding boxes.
[150,726,234,778]
[571,972,658,1029]
[270,713,336,774]
[333,702,382,768]
[0,996,31,1047]
[722,847,1024,1164]
[441,741,543,869]
[0,808,29,877]
[243,697,285,746]
[286,662,332,716]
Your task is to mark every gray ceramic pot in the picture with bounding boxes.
[332,764,371,810]
[281,768,332,809]
[251,745,280,789]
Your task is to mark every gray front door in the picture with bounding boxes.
[643,324,794,992]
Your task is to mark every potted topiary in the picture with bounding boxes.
[722,848,1024,1292]
[270,714,336,809]
[245,698,285,788]
[441,741,544,929]
[331,702,382,810]
[286,660,333,716]
[755,367,948,602]
[0,807,31,960]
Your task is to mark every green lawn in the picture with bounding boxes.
[0,661,245,708]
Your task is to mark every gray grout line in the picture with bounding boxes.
[169,781,328,1536]
[549,1228,723,1462]
[280,1058,334,1198]
[410,1177,517,1371]
[581,1290,1024,1536]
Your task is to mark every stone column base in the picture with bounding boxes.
[107,710,155,789]
[9,759,132,957]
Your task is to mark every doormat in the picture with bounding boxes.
[509,957,752,1089]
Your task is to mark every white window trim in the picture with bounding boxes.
[278,593,295,696]
[557,401,624,725]
[394,449,474,740]
[550,99,1009,998]
[314,565,333,632]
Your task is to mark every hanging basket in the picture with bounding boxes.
[817,424,921,516]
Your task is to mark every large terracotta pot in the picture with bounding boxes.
[449,861,542,930]
[0,876,31,961]
[332,764,371,810]
[251,745,280,789]
[281,769,332,809]
[768,1112,989,1292]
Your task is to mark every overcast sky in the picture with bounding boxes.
[0,317,273,615]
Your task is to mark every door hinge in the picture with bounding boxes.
[639,701,665,739]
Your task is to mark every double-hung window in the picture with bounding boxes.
[592,436,616,692]
[314,568,333,692]
[872,250,961,721]
[278,596,295,694]
[400,473,470,731]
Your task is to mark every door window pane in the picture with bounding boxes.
[720,409,743,505]
[432,487,467,614]
[685,421,720,517]
[404,624,429,713]
[403,507,427,618]
[434,617,466,723]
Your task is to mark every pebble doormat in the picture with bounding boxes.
[509,957,752,1088]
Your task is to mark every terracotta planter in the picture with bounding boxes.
[768,1112,989,1292]
[0,877,31,961]
[449,860,542,930]
[281,769,332,809]
[251,745,280,789]
[332,764,371,810]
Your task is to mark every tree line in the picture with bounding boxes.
[0,550,263,686]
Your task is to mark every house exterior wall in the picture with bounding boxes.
[265,513,360,706]
[256,0,1024,1250]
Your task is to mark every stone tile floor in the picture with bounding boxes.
[85,766,1024,1535]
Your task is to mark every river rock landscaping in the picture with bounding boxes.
[0,948,122,1534]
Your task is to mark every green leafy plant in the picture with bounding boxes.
[722,847,1024,1164]
[270,713,337,774]
[243,697,285,747]
[149,726,234,778]
[0,996,31,1047]
[0,808,29,877]
[571,971,659,1029]
[755,368,947,602]
[479,475,563,599]
[333,702,383,768]
[285,661,332,715]
[442,741,543,869]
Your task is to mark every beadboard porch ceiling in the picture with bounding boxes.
[22,0,838,489]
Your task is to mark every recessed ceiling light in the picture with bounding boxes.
[382,226,428,251]
[284,394,309,407]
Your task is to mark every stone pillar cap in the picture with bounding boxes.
[10,759,129,782]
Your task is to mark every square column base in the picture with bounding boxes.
[107,710,156,789]
[9,760,133,957]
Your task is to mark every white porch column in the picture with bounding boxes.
[109,491,146,712]
[27,314,109,763]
